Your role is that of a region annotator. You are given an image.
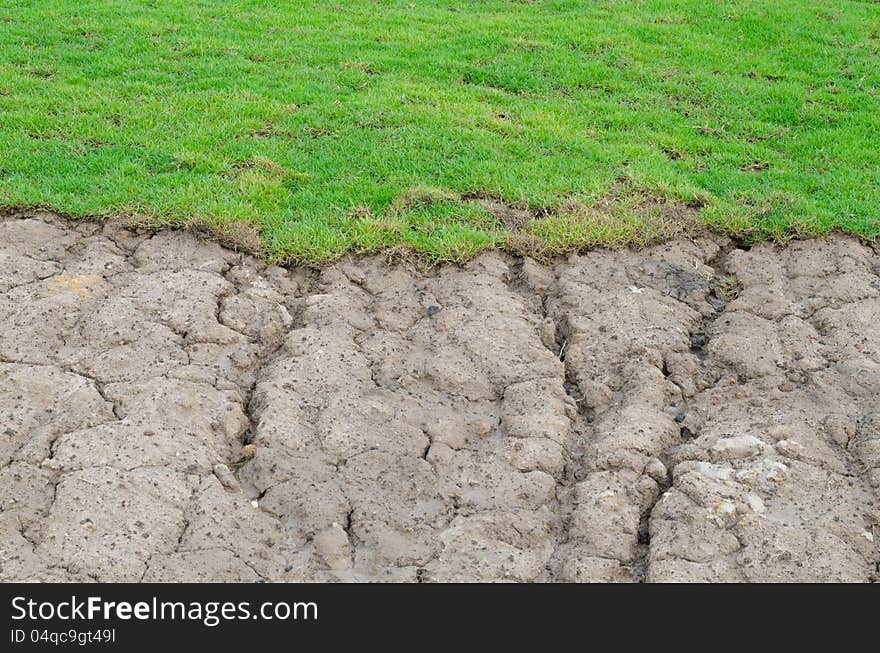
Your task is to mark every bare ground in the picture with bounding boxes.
[0,211,878,582]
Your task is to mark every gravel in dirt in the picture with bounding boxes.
[1,211,878,582]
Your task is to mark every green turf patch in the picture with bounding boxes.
[1,0,878,262]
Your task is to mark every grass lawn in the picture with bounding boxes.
[1,0,878,262]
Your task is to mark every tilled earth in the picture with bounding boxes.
[1,211,878,583]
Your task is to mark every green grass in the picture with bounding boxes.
[1,0,878,262]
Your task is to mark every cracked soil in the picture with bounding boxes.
[1,211,878,582]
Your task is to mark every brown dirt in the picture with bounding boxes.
[0,210,877,582]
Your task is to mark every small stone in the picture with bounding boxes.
[713,500,737,526]
[745,494,766,514]
[765,461,789,483]
[645,458,668,483]
[240,444,257,459]
[712,435,765,460]
[213,463,240,492]
[674,412,686,423]
[690,461,734,482]
[775,439,805,459]
[426,305,441,316]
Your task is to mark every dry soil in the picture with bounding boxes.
[1,211,878,582]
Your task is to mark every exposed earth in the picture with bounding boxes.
[1,211,878,583]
